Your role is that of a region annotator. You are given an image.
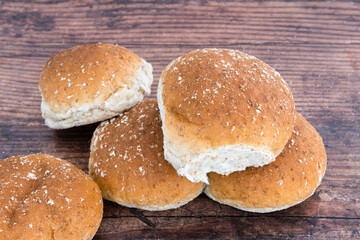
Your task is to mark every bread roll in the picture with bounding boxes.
[89,99,204,211]
[0,154,103,240]
[158,48,295,183]
[39,43,153,129]
[205,113,327,213]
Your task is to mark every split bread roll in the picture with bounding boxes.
[158,48,295,183]
[0,154,103,240]
[39,43,153,129]
[205,113,327,213]
[89,99,204,211]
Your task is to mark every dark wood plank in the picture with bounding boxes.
[0,0,359,239]
[94,217,360,239]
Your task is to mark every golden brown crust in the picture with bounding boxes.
[206,112,327,212]
[89,99,204,210]
[161,48,295,155]
[0,154,103,240]
[39,43,142,113]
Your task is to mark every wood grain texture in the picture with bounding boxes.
[0,0,359,239]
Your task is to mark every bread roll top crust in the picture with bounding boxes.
[39,43,143,113]
[0,154,103,240]
[161,48,295,155]
[89,99,204,210]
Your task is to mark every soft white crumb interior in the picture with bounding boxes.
[165,141,275,183]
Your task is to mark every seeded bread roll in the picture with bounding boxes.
[158,48,295,183]
[205,113,327,213]
[39,43,153,129]
[89,99,204,211]
[0,154,103,240]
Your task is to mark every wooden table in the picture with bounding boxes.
[1,1,359,239]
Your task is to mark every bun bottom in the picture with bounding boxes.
[203,186,316,213]
[103,185,204,211]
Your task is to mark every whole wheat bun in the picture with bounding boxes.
[157,48,295,183]
[89,99,204,211]
[205,112,327,213]
[39,43,153,129]
[0,154,103,240]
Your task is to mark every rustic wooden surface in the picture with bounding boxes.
[0,0,359,239]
